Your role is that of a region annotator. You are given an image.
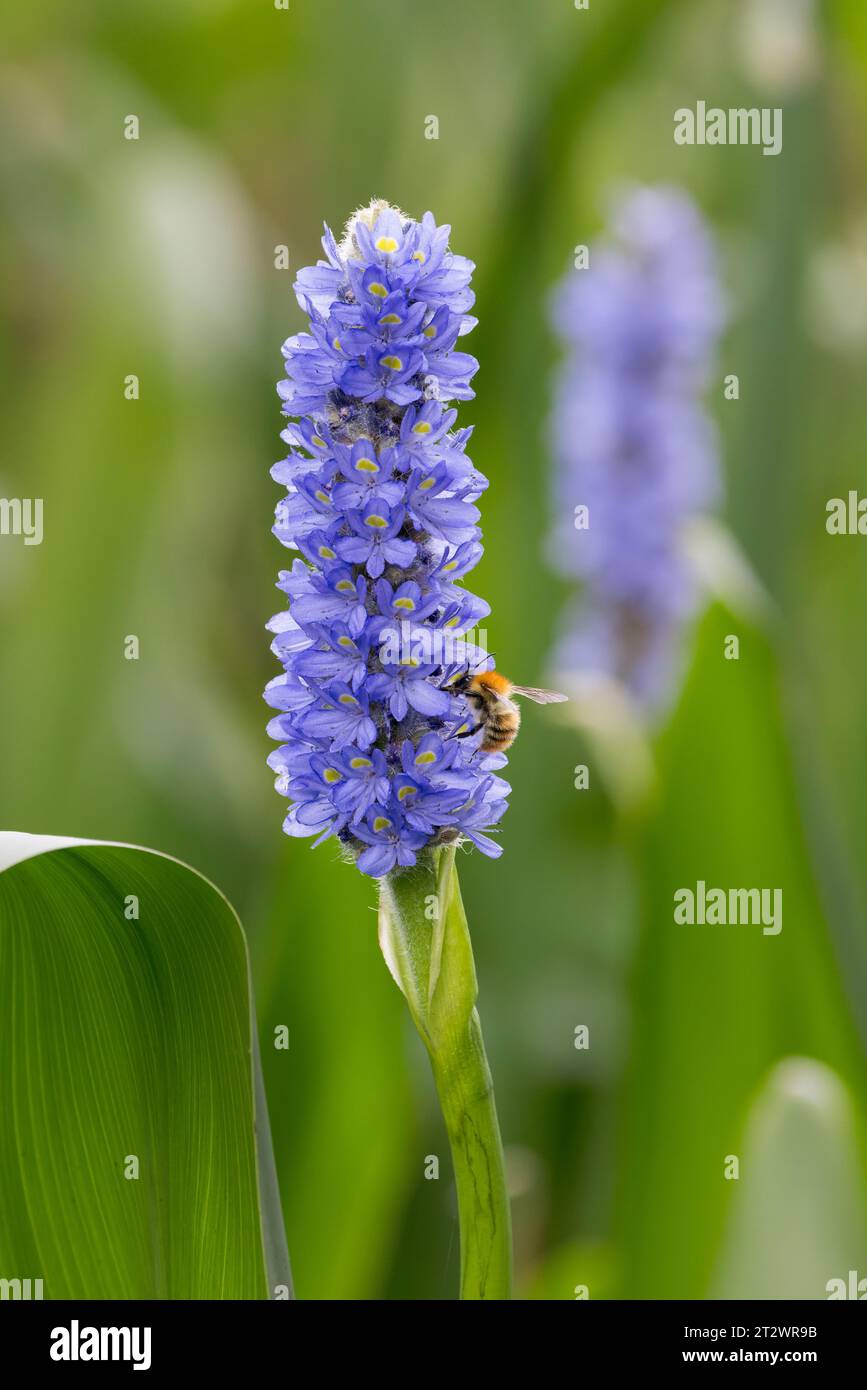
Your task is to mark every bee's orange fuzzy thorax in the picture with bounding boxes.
[475,670,512,696]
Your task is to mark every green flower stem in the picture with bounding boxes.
[427,1002,511,1300]
[378,844,512,1300]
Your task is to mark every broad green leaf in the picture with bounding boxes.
[0,833,291,1300]
[711,1058,867,1299]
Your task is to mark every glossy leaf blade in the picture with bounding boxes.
[0,835,291,1300]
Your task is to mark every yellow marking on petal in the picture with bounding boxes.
[336,580,355,592]
[368,281,388,298]
[419,477,434,490]
[339,693,358,706]
[400,657,420,668]
[323,768,343,784]
[446,617,459,627]
[349,757,372,770]
[311,435,326,448]
[315,490,331,504]
[412,421,432,434]
[318,545,337,560]
[355,457,378,472]
[338,636,355,648]
[373,815,392,832]
[379,313,402,325]
[423,325,437,338]
[332,337,342,351]
[415,750,437,765]
[397,784,415,800]
[380,355,403,371]
[375,236,399,253]
[413,251,426,263]
[365,513,388,529]
[443,560,457,571]
[394,597,415,610]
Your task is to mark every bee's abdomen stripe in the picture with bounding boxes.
[484,724,514,744]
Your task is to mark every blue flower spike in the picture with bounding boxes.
[267,200,509,877]
[548,185,725,713]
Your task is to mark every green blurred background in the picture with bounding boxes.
[3,0,867,1299]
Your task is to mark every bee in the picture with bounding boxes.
[449,669,568,753]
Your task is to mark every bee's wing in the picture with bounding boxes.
[510,684,569,705]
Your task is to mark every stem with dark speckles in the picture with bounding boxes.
[428,1005,511,1300]
[379,847,512,1300]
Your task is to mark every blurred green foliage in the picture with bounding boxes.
[2,0,867,1298]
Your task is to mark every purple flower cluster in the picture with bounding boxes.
[548,186,725,711]
[266,201,509,877]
